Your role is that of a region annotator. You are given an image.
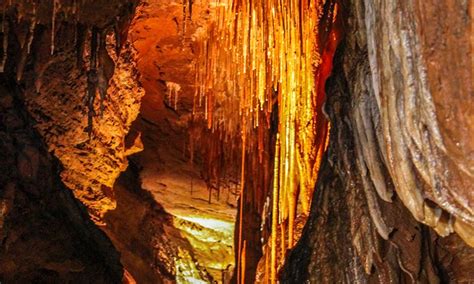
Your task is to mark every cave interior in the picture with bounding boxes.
[0,0,473,283]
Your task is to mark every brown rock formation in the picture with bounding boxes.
[0,1,141,282]
[281,0,474,282]
[25,40,144,220]
[104,162,213,283]
[1,0,144,220]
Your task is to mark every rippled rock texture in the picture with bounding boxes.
[282,0,474,282]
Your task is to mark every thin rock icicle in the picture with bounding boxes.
[86,28,99,137]
[192,1,342,280]
[0,14,8,73]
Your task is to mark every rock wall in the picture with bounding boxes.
[25,38,144,220]
[281,0,474,282]
[0,1,144,282]
[0,79,123,282]
[110,1,236,282]
[2,1,221,282]
[1,0,144,220]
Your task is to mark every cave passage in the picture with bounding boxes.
[118,2,243,282]
[0,0,473,283]
[121,1,343,282]
[132,0,345,282]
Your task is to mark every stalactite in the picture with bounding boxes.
[114,21,122,56]
[271,134,280,284]
[188,0,193,20]
[86,27,99,137]
[14,3,36,82]
[86,68,98,137]
[166,81,181,110]
[75,24,86,69]
[26,3,36,54]
[0,14,8,73]
[241,240,247,284]
[97,31,115,116]
[16,45,27,82]
[237,116,247,284]
[51,0,59,55]
[192,0,341,280]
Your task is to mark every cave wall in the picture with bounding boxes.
[104,160,212,284]
[1,0,144,221]
[282,0,474,282]
[0,79,123,282]
[25,37,144,220]
[0,1,145,282]
[1,0,472,283]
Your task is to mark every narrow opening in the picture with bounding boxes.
[127,2,240,282]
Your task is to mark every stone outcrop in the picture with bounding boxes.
[25,40,144,220]
[1,0,144,220]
